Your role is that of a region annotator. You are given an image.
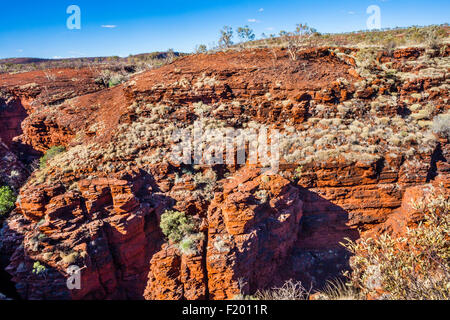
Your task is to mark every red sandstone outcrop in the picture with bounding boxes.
[1,173,166,299]
[0,68,105,149]
[206,167,304,299]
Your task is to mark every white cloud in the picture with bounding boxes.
[68,51,85,57]
[101,25,117,28]
[258,8,264,12]
[248,19,260,23]
[17,49,23,53]
[348,11,356,15]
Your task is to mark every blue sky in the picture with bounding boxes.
[0,0,448,59]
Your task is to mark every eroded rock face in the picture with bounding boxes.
[144,244,207,300]
[0,46,448,300]
[143,167,303,300]
[0,93,28,149]
[206,168,303,299]
[0,68,104,151]
[1,174,165,299]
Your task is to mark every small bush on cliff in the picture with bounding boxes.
[160,210,196,243]
[108,74,126,88]
[39,146,66,169]
[160,210,204,255]
[32,261,47,275]
[179,233,205,255]
[0,186,16,216]
[342,188,450,300]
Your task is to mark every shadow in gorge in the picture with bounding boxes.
[279,187,361,291]
[0,218,21,300]
[0,255,21,300]
[0,97,28,149]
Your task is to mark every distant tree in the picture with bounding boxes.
[195,44,208,54]
[237,25,255,43]
[166,49,176,62]
[262,33,278,64]
[295,23,314,36]
[281,23,321,60]
[219,26,234,48]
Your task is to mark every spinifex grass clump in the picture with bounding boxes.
[39,146,66,169]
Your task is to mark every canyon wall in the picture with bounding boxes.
[0,46,448,299]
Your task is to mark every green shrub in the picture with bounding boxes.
[0,186,16,216]
[40,146,66,169]
[342,187,450,300]
[160,210,196,243]
[32,261,47,275]
[295,166,304,178]
[108,75,125,88]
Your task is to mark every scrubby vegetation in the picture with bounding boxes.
[0,185,16,216]
[249,24,448,50]
[316,279,361,300]
[238,188,449,301]
[432,111,450,139]
[199,24,448,54]
[343,188,450,300]
[0,51,185,74]
[95,69,128,88]
[237,278,359,301]
[253,280,311,300]
[160,210,204,255]
[160,210,196,243]
[39,146,66,169]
